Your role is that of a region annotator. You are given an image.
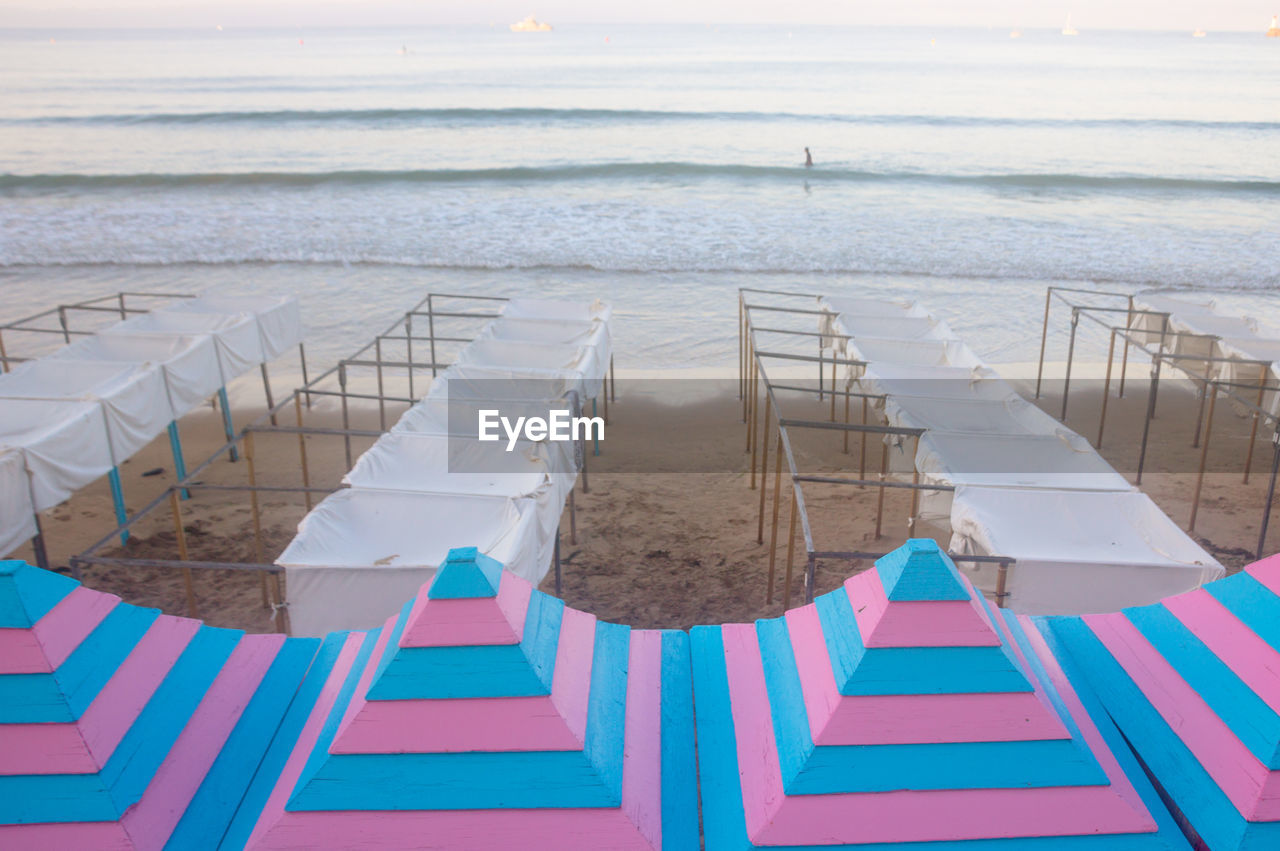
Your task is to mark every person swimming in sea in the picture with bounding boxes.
[804,147,813,167]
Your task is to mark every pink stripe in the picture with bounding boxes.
[1165,589,1280,714]
[77,615,201,767]
[399,572,532,648]
[848,569,999,648]
[1246,554,1280,592]
[785,603,1067,746]
[329,616,396,751]
[332,607,597,753]
[0,724,95,775]
[246,632,366,849]
[119,634,284,851]
[0,822,132,850]
[251,807,655,850]
[621,629,663,849]
[1087,611,1280,821]
[0,587,117,674]
[722,622,1155,846]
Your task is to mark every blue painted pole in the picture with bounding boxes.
[167,421,190,500]
[108,467,129,544]
[592,398,600,457]
[217,387,239,462]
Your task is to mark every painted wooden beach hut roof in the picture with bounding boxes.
[0,558,318,849]
[690,538,1189,849]
[1045,553,1280,851]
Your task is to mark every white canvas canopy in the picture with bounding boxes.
[857,364,1019,403]
[479,316,608,349]
[883,394,1063,436]
[0,359,172,463]
[455,338,604,399]
[48,332,222,417]
[276,488,543,636]
[0,398,113,511]
[344,432,571,556]
[948,485,1224,614]
[848,337,984,369]
[817,295,927,350]
[426,362,596,410]
[916,431,1132,492]
[502,297,612,323]
[163,293,302,361]
[102,310,263,382]
[0,449,37,557]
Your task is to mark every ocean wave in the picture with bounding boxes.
[5,107,1278,132]
[3,165,1277,194]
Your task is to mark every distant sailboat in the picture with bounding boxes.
[510,15,553,32]
[1010,29,1022,39]
[1192,28,1207,38]
[1267,15,1280,37]
[1062,15,1079,36]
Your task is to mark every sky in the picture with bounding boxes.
[0,0,1276,31]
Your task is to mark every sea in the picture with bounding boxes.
[1,25,1278,372]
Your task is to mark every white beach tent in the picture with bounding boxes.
[455,338,604,401]
[948,485,1225,614]
[162,293,302,360]
[344,431,570,559]
[0,398,114,512]
[501,297,612,324]
[48,332,222,417]
[276,488,543,636]
[479,315,610,352]
[0,449,38,557]
[0,359,173,464]
[847,336,985,370]
[101,309,264,383]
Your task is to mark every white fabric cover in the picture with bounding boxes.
[502,297,612,324]
[277,488,543,636]
[391,396,579,476]
[0,449,37,557]
[49,332,222,416]
[0,359,172,463]
[427,362,596,409]
[164,293,302,361]
[0,398,113,510]
[102,310,263,383]
[478,317,612,375]
[834,314,956,343]
[857,364,1019,403]
[916,431,1132,492]
[818,295,926,349]
[848,337,984,369]
[456,338,603,400]
[883,394,1063,436]
[948,485,1224,614]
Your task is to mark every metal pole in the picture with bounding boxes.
[875,439,888,538]
[1151,314,1169,415]
[1191,357,1213,449]
[817,341,824,403]
[1258,428,1279,558]
[1060,307,1079,421]
[995,560,1010,609]
[805,552,817,605]
[830,357,837,421]
[1135,355,1162,485]
[406,312,416,398]
[108,467,129,545]
[860,397,868,480]
[756,397,770,533]
[569,488,577,545]
[338,363,352,468]
[427,296,438,379]
[1097,327,1116,449]
[1188,385,1217,533]
[784,487,798,608]
[842,391,850,454]
[738,295,744,400]
[244,432,270,608]
[58,305,70,344]
[169,489,199,618]
[375,337,386,431]
[167,421,190,500]
[610,355,615,403]
[745,358,756,452]
[767,433,783,603]
[554,531,562,597]
[260,363,277,426]
[31,513,50,571]
[299,342,311,409]
[1118,296,1133,398]
[0,329,7,373]
[296,395,313,512]
[753,394,769,491]
[117,292,128,319]
[1243,371,1267,484]
[1034,288,1052,399]
[217,387,239,462]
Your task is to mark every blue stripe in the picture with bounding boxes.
[815,585,1031,696]
[0,560,75,628]
[367,590,563,699]
[0,601,157,723]
[167,636,320,851]
[1205,571,1280,651]
[660,629,699,851]
[216,631,348,851]
[1126,602,1280,768]
[581,619,629,804]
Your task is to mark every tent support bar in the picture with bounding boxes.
[1189,385,1217,533]
[217,387,239,462]
[31,514,49,571]
[554,531,562,597]
[167,421,190,500]
[108,467,129,545]
[1260,428,1279,558]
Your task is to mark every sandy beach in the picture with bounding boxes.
[12,358,1271,634]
